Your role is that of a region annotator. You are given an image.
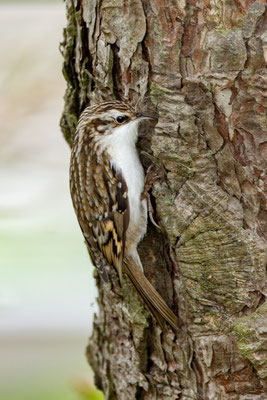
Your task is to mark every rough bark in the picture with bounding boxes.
[61,1,267,399]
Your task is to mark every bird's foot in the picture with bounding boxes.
[141,165,162,230]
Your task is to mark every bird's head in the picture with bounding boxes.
[75,101,157,145]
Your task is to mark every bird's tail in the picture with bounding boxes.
[123,256,179,333]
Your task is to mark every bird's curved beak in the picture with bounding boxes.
[136,112,158,120]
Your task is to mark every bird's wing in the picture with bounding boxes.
[91,163,129,283]
[72,150,130,284]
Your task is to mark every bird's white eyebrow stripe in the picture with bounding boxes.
[89,101,134,114]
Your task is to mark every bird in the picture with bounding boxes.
[69,100,178,332]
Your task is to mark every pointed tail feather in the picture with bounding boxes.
[123,256,179,333]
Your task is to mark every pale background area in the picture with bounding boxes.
[0,2,99,400]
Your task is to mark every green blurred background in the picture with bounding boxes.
[0,1,103,399]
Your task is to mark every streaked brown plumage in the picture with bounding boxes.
[70,100,178,332]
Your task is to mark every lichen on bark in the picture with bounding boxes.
[234,301,267,380]
[61,0,267,398]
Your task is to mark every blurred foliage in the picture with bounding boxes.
[75,382,105,400]
[0,0,61,3]
[3,385,104,400]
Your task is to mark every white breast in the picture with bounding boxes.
[99,121,145,224]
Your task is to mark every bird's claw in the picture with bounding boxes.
[141,165,162,230]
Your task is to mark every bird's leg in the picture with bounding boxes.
[141,165,162,229]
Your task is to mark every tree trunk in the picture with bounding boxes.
[61,1,267,399]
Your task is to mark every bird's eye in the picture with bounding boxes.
[116,115,128,124]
